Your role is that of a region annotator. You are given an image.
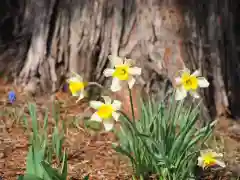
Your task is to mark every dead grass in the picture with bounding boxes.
[0,80,239,180]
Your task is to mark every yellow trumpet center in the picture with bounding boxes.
[202,153,217,167]
[113,65,130,80]
[97,104,114,119]
[181,72,198,91]
[69,81,85,95]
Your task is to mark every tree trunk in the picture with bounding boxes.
[0,0,240,120]
[180,0,240,119]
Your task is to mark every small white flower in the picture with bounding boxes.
[89,96,122,131]
[197,149,226,169]
[67,72,87,102]
[103,55,142,92]
[174,68,209,100]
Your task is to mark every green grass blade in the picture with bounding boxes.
[41,161,62,179]
[61,151,68,180]
[28,103,38,139]
[18,174,44,180]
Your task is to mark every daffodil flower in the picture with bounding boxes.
[174,68,209,100]
[197,149,226,169]
[103,55,142,92]
[89,96,122,131]
[67,72,87,102]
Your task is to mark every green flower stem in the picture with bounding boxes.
[128,85,135,123]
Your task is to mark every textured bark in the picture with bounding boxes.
[10,0,184,98]
[0,0,240,120]
[181,0,240,119]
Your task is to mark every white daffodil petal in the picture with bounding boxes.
[102,96,112,104]
[76,91,85,103]
[72,88,84,96]
[124,58,135,66]
[215,160,226,168]
[128,77,136,89]
[108,55,124,67]
[175,77,182,85]
[67,77,80,83]
[111,78,122,92]
[103,68,115,77]
[70,71,83,79]
[90,112,102,122]
[179,68,191,75]
[129,67,142,76]
[112,100,122,110]
[89,101,104,109]
[214,153,223,158]
[191,70,201,77]
[200,149,210,156]
[198,77,209,88]
[197,157,203,167]
[112,112,120,121]
[103,120,114,131]
[71,91,79,96]
[189,91,200,99]
[175,87,187,101]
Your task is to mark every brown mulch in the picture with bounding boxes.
[0,81,239,180]
[0,83,132,180]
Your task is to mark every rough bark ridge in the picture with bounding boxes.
[1,0,240,119]
[180,0,240,118]
[8,0,185,98]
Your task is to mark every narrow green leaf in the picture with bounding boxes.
[112,144,136,168]
[83,175,89,180]
[41,161,62,180]
[18,174,43,180]
[43,109,49,131]
[61,151,68,180]
[28,103,38,139]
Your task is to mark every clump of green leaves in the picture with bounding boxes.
[18,103,67,180]
[114,94,216,180]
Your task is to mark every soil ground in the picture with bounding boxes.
[0,79,239,180]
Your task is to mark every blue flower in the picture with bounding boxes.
[62,83,69,92]
[8,90,16,103]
